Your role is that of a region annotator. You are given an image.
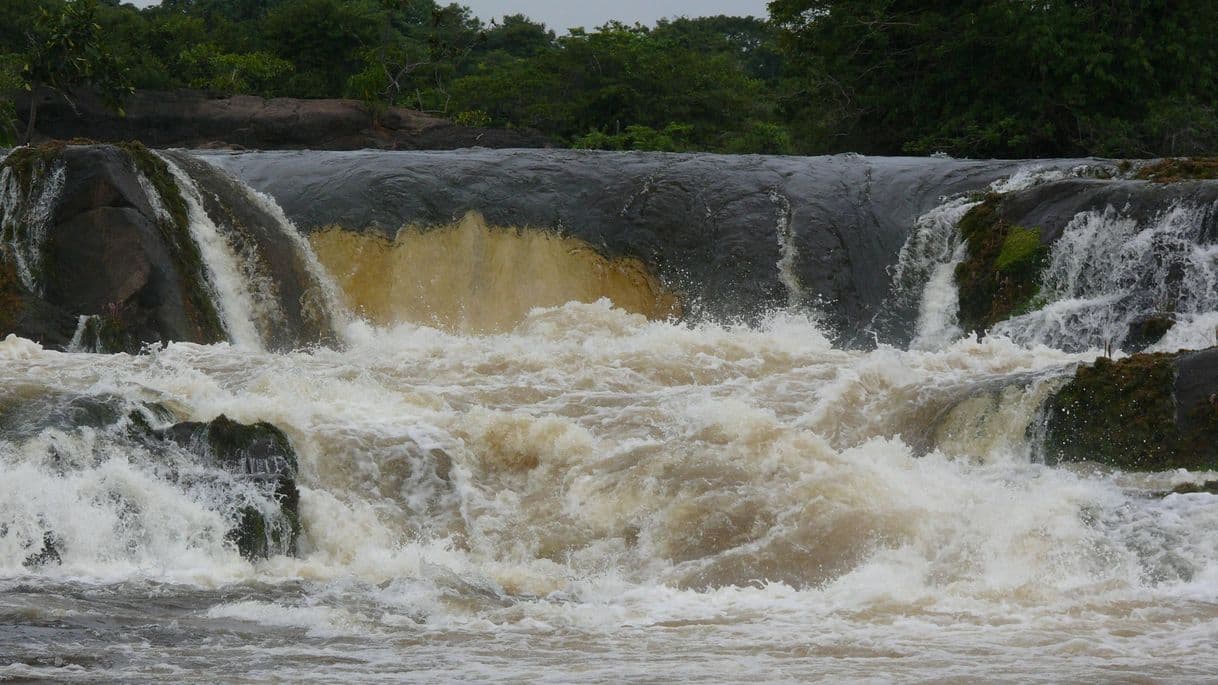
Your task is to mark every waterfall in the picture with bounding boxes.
[882,196,981,349]
[5,149,1218,683]
[158,154,267,350]
[993,202,1218,351]
[0,153,67,296]
[219,175,351,337]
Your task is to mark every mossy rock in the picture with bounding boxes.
[1043,352,1218,471]
[162,414,301,559]
[2,142,66,195]
[1134,157,1218,182]
[954,194,1049,335]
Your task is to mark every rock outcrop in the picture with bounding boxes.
[155,415,302,560]
[952,176,1218,348]
[18,88,553,151]
[1042,348,1218,470]
[1,143,225,351]
[1,143,339,351]
[209,149,1064,334]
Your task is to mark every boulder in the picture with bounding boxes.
[0,143,225,351]
[158,415,302,560]
[1042,348,1218,470]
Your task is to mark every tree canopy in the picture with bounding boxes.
[0,0,1215,156]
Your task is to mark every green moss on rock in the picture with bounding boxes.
[2,142,66,194]
[1044,353,1218,470]
[1135,157,1218,182]
[954,195,1050,335]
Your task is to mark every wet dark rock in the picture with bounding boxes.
[160,415,301,560]
[1124,314,1176,352]
[1170,480,1218,495]
[157,151,337,348]
[207,149,1072,338]
[18,88,553,151]
[0,391,139,441]
[1,143,225,351]
[1043,348,1218,470]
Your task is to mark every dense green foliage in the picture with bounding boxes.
[1,0,1217,155]
[769,0,1218,157]
[5,0,131,144]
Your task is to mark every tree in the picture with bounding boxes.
[260,0,383,97]
[769,0,1218,157]
[0,55,23,145]
[178,44,293,95]
[20,0,132,144]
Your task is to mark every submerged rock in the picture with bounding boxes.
[1170,480,1218,495]
[1042,348,1218,470]
[159,415,302,560]
[1124,314,1176,352]
[0,387,302,562]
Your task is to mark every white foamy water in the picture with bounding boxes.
[0,155,66,295]
[994,203,1218,351]
[157,154,267,350]
[2,303,1217,683]
[769,189,803,308]
[227,174,352,337]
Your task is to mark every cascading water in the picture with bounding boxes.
[769,189,804,308]
[3,150,1218,683]
[0,153,66,296]
[993,202,1218,351]
[158,154,268,349]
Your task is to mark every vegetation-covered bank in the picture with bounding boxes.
[3,1,1218,156]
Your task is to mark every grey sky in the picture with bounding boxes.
[461,1,770,31]
[128,1,772,31]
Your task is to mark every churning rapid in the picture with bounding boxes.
[2,148,1218,683]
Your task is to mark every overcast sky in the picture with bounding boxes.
[129,1,771,31]
[461,1,770,31]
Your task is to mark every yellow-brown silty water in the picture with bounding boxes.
[309,212,680,332]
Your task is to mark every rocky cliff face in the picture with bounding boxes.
[17,89,553,151]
